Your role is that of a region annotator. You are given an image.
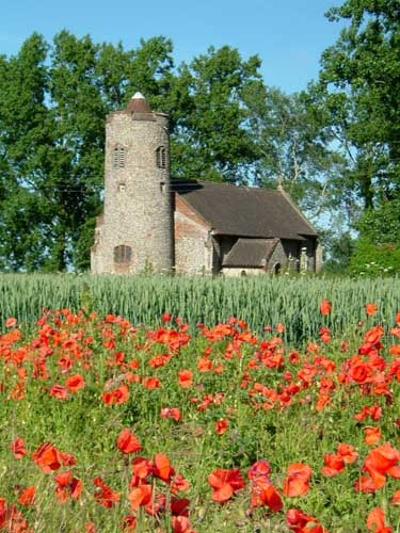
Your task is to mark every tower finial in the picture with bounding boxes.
[127,92,152,113]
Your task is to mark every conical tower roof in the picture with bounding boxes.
[127,92,152,113]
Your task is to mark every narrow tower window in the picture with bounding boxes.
[114,245,132,264]
[113,146,125,169]
[156,146,166,169]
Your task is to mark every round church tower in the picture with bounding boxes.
[91,93,174,274]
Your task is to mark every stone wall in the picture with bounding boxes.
[91,105,174,274]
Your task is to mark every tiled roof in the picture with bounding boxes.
[174,180,317,240]
[222,238,279,267]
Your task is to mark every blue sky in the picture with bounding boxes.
[0,0,346,93]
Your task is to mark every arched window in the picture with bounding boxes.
[156,146,166,169]
[272,262,281,275]
[113,146,125,169]
[114,245,132,264]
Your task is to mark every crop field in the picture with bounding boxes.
[1,280,400,531]
[1,274,400,343]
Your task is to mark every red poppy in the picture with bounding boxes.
[131,457,154,485]
[154,453,175,483]
[122,515,137,532]
[55,471,83,503]
[129,484,152,511]
[102,384,130,406]
[161,407,182,422]
[391,490,400,505]
[215,419,229,435]
[248,460,272,482]
[66,374,85,393]
[250,480,283,512]
[18,487,36,507]
[93,477,120,508]
[162,313,172,323]
[117,429,142,455]
[364,427,382,446]
[366,303,379,317]
[337,444,358,464]
[321,454,345,477]
[171,475,191,495]
[143,377,161,390]
[367,507,392,533]
[208,469,246,503]
[172,516,196,533]
[283,464,313,498]
[178,370,193,389]
[5,317,17,328]
[12,438,27,460]
[32,443,63,474]
[50,384,69,400]
[320,299,332,316]
[356,443,400,493]
[287,508,328,532]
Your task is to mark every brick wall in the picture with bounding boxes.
[174,195,212,275]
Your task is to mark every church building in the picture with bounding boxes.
[91,93,321,276]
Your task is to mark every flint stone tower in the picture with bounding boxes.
[91,93,174,274]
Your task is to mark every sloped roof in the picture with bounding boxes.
[174,181,317,240]
[223,238,279,268]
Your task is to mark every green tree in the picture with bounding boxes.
[169,46,263,183]
[318,0,400,215]
[0,34,51,271]
[244,83,346,219]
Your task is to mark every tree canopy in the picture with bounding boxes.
[1,0,400,273]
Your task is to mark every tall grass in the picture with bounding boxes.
[0,273,399,342]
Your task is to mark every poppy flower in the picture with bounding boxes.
[93,477,120,508]
[117,429,142,455]
[161,407,182,422]
[50,385,69,401]
[356,443,400,493]
[122,515,137,532]
[248,460,272,482]
[366,304,379,317]
[321,454,345,477]
[154,453,175,483]
[208,469,246,503]
[320,300,332,316]
[12,438,27,460]
[5,317,17,328]
[337,444,358,465]
[129,484,152,511]
[171,474,191,495]
[215,419,229,435]
[391,490,400,505]
[143,377,161,390]
[367,507,392,533]
[178,370,193,389]
[55,471,83,503]
[287,508,327,532]
[102,384,130,406]
[364,427,382,446]
[131,457,154,486]
[172,516,197,533]
[18,487,36,507]
[250,480,283,512]
[283,464,313,498]
[32,443,63,474]
[66,374,85,393]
